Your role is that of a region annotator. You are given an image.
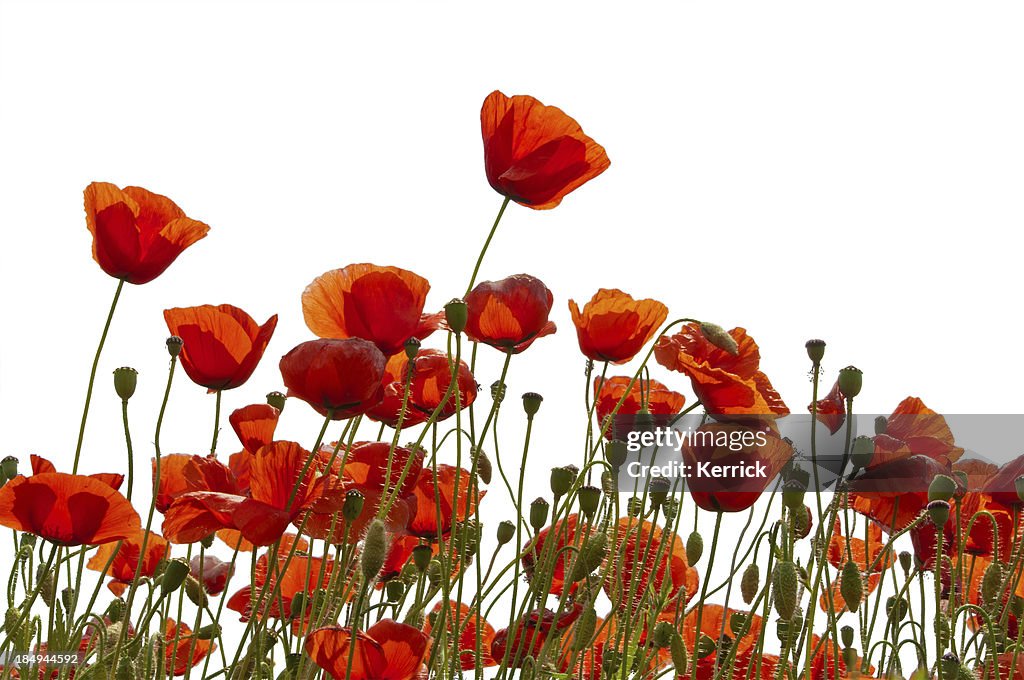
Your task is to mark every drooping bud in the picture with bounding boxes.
[113,367,138,401]
[185,576,208,608]
[850,436,874,470]
[578,485,602,518]
[166,335,184,357]
[981,561,1003,605]
[686,531,704,567]
[928,475,957,503]
[700,322,738,356]
[161,558,190,595]
[670,630,688,673]
[361,519,389,583]
[403,337,421,360]
[385,579,405,602]
[550,466,575,499]
[410,544,432,574]
[474,447,492,484]
[37,565,55,607]
[837,366,863,399]
[928,499,950,527]
[197,623,222,640]
[805,339,826,364]
[200,533,215,549]
[343,490,365,523]
[652,621,674,648]
[289,592,309,619]
[266,391,286,412]
[570,533,608,583]
[522,392,543,417]
[840,561,863,613]
[741,564,759,604]
[772,561,799,620]
[105,598,125,624]
[695,633,716,659]
[529,497,549,532]
[444,298,468,334]
[605,440,628,469]
[662,497,680,521]
[572,607,598,651]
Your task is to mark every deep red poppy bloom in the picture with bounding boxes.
[189,554,235,596]
[227,542,335,626]
[569,289,667,364]
[808,379,846,435]
[164,618,215,676]
[849,454,951,534]
[424,600,496,670]
[680,422,793,513]
[593,376,686,440]
[334,441,424,500]
[522,514,593,595]
[982,454,1024,510]
[83,182,210,285]
[490,604,582,668]
[164,304,277,391]
[408,465,482,538]
[655,323,788,419]
[604,518,698,613]
[30,454,124,491]
[229,404,280,455]
[464,274,556,353]
[303,264,440,356]
[481,91,610,210]
[0,472,140,545]
[153,454,195,513]
[305,620,430,680]
[367,350,478,428]
[87,528,168,595]
[653,604,766,678]
[280,338,386,419]
[869,396,963,471]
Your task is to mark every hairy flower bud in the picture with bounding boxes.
[1,456,18,482]
[841,561,863,613]
[361,519,389,583]
[113,367,138,401]
[899,551,912,574]
[982,561,1003,605]
[105,598,125,624]
[474,447,492,484]
[572,608,598,651]
[741,564,759,604]
[161,558,190,595]
[670,630,688,673]
[700,322,738,356]
[686,531,704,567]
[652,620,674,648]
[570,533,608,583]
[773,561,799,620]
[197,623,221,641]
[185,575,208,609]
[805,339,826,364]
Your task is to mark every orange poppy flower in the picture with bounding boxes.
[464,274,556,353]
[909,491,1015,569]
[869,397,963,471]
[658,604,765,677]
[333,441,424,500]
[30,453,124,491]
[569,289,667,364]
[163,618,215,676]
[302,264,441,356]
[367,350,478,428]
[826,518,893,573]
[522,514,593,595]
[190,554,234,596]
[654,323,788,420]
[481,91,610,209]
[809,379,846,435]
[680,422,793,513]
[229,404,280,455]
[83,182,209,285]
[424,600,496,670]
[153,454,194,513]
[593,376,686,439]
[162,441,321,546]
[0,472,140,545]
[280,338,386,419]
[849,454,950,534]
[163,304,277,391]
[982,454,1024,510]
[227,545,334,624]
[407,465,482,538]
[604,518,698,613]
[490,604,582,669]
[87,528,168,596]
[305,620,430,680]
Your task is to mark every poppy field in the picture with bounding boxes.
[1,89,1023,680]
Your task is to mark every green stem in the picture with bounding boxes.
[465,196,511,295]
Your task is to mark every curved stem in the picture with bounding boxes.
[465,196,511,295]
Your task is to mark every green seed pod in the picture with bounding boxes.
[928,500,950,527]
[840,625,854,648]
[161,558,190,595]
[928,475,957,502]
[899,551,912,574]
[649,477,671,508]
[662,497,679,521]
[361,519,390,583]
[686,531,704,567]
[550,466,575,498]
[403,337,421,360]
[700,322,738,356]
[605,440,628,469]
[427,560,443,588]
[412,544,432,572]
[782,479,806,510]
[529,497,549,531]
[670,630,688,673]
[837,366,863,399]
[695,633,716,659]
[166,335,184,357]
[805,339,826,364]
[578,485,602,518]
[840,561,863,612]
[982,561,1004,605]
[874,416,888,435]
[741,564,759,604]
[729,611,748,636]
[289,592,309,619]
[266,391,286,412]
[197,623,221,640]
[343,490,365,523]
[200,533,215,549]
[444,298,468,334]
[773,561,799,620]
[885,596,908,622]
[490,381,506,403]
[185,576,208,609]
[1,456,18,482]
[60,587,75,612]
[496,520,515,545]
[626,496,643,517]
[570,533,608,583]
[385,579,405,602]
[522,392,544,417]
[652,620,674,649]
[850,436,875,470]
[113,367,138,401]
[474,447,492,484]
[572,608,598,651]
[4,607,20,635]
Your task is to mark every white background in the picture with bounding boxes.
[1,0,1023,669]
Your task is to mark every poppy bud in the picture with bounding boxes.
[1,456,17,482]
[695,633,716,659]
[361,519,389,583]
[850,436,874,470]
[602,649,622,675]
[496,520,515,545]
[404,337,421,360]
[686,531,704,566]
[113,367,138,401]
[572,607,598,651]
[841,561,863,612]
[289,592,309,619]
[652,620,674,648]
[606,440,628,469]
[529,497,549,532]
[185,575,208,608]
[928,499,950,527]
[166,335,184,357]
[782,479,806,510]
[474,447,492,484]
[427,560,443,588]
[886,596,908,622]
[200,533,215,549]
[197,623,221,640]
[36,566,55,607]
[700,322,738,356]
[837,366,862,399]
[669,629,688,672]
[773,561,799,620]
[649,477,670,508]
[444,298,468,334]
[161,558,190,595]
[266,391,286,412]
[805,339,826,364]
[929,475,957,502]
[522,392,543,416]
[115,657,136,680]
[343,490,365,523]
[839,624,854,648]
[741,564,759,604]
[105,598,125,624]
[58,587,74,613]
[729,611,748,636]
[874,416,887,435]
[899,551,912,574]
[626,496,643,517]
[4,607,20,636]
[1016,476,1024,504]
[550,466,575,499]
[794,505,813,540]
[578,485,602,518]
[982,561,1003,604]
[385,579,405,602]
[939,652,960,680]
[409,545,431,575]
[776,614,801,646]
[570,533,607,583]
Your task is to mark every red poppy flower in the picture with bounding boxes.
[808,379,846,435]
[424,600,496,670]
[305,620,430,680]
[826,518,893,573]
[227,543,334,626]
[30,454,124,491]
[229,404,280,455]
[334,441,424,500]
[593,376,686,439]
[604,518,698,613]
[189,554,234,596]
[481,90,610,209]
[162,441,321,546]
[657,604,765,677]
[280,338,386,419]
[849,454,951,534]
[87,529,168,595]
[83,182,210,285]
[491,604,582,668]
[164,618,215,676]
[569,289,667,364]
[163,304,277,391]
[983,454,1024,510]
[464,274,556,353]
[680,422,793,513]
[910,491,1014,569]
[408,465,482,538]
[153,454,194,513]
[522,514,593,595]
[303,264,440,356]
[869,397,963,470]
[367,350,478,428]
[0,472,140,545]
[655,323,788,420]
